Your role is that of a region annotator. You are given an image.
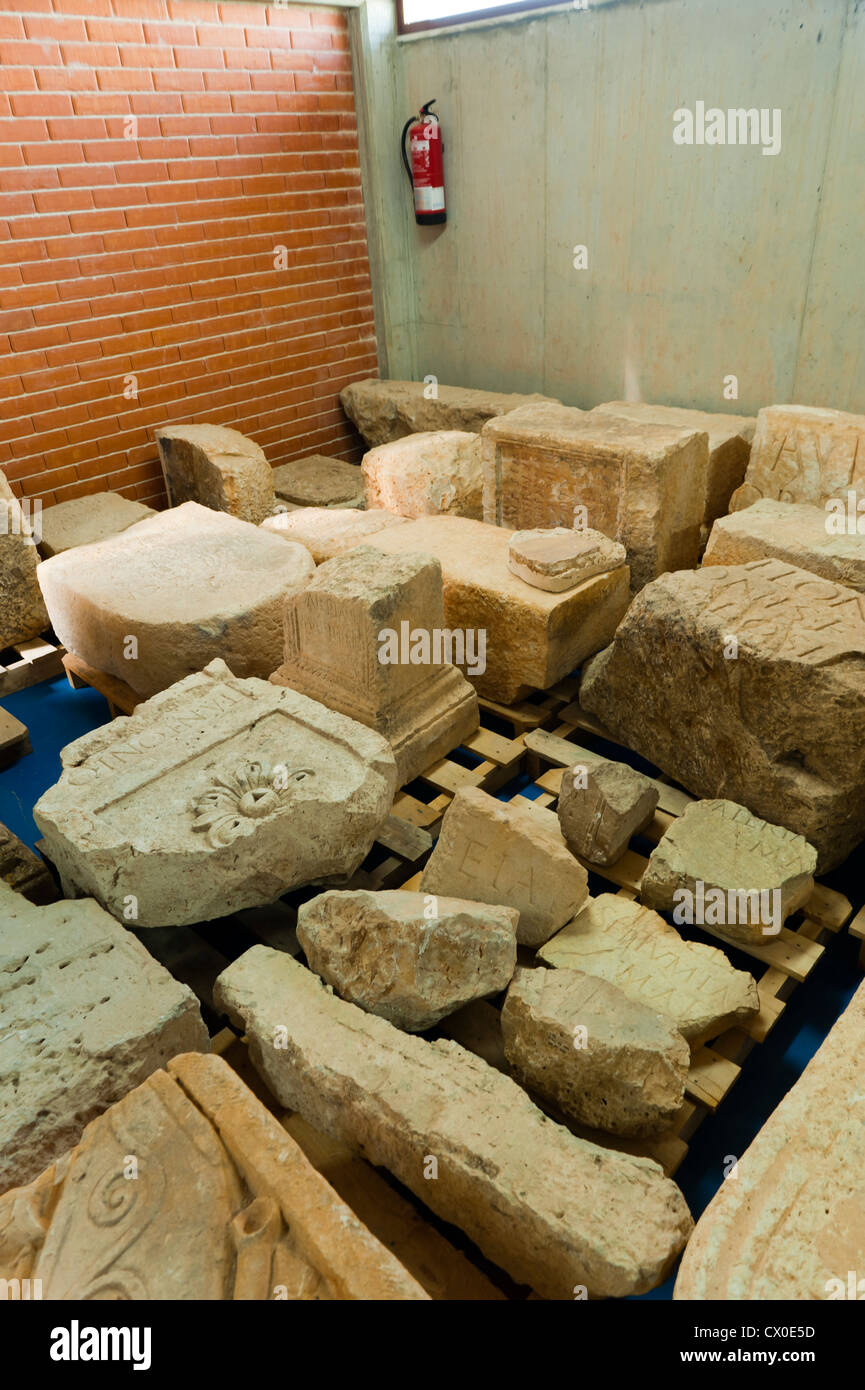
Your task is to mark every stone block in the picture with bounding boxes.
[730,404,865,512]
[156,423,274,524]
[38,492,156,558]
[0,469,49,650]
[704,498,865,592]
[340,377,560,447]
[558,759,658,865]
[271,455,364,509]
[362,431,483,519]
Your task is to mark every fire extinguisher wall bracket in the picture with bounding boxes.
[402,99,446,227]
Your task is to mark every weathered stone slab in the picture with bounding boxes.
[508,526,626,591]
[704,498,865,592]
[271,455,364,509]
[362,431,483,519]
[271,545,478,785]
[674,976,865,1300]
[33,659,397,927]
[580,558,865,870]
[0,469,49,649]
[420,786,589,947]
[297,888,517,1032]
[265,511,630,704]
[730,404,865,512]
[261,506,408,561]
[0,1052,428,1299]
[340,377,560,448]
[0,880,207,1194]
[0,821,57,904]
[156,423,274,524]
[501,965,689,1137]
[38,502,315,699]
[38,492,156,558]
[641,799,817,945]
[558,759,658,865]
[537,894,759,1044]
[214,947,693,1299]
[481,405,708,591]
[590,401,755,530]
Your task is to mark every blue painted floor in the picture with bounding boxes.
[2,674,862,1300]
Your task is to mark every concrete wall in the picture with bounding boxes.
[356,0,865,416]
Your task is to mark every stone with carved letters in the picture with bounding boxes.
[579,558,865,869]
[270,546,478,785]
[729,404,865,512]
[0,880,207,1195]
[32,659,397,927]
[420,786,589,947]
[362,431,484,519]
[0,1052,428,1299]
[538,894,759,1044]
[297,888,517,1032]
[156,422,275,523]
[0,467,49,650]
[37,502,315,699]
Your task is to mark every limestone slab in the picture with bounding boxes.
[271,454,364,509]
[674,976,865,1300]
[641,799,817,945]
[730,404,865,512]
[537,894,759,1044]
[508,526,626,591]
[590,401,755,530]
[156,422,274,524]
[558,759,658,865]
[0,821,57,904]
[501,965,689,1137]
[270,545,478,785]
[265,511,631,704]
[340,377,560,447]
[362,431,484,519]
[0,1052,428,1299]
[38,492,156,558]
[261,506,408,561]
[33,659,397,927]
[0,469,49,650]
[580,558,865,870]
[297,888,517,1032]
[420,786,589,947]
[37,502,315,699]
[214,947,693,1299]
[481,405,708,591]
[704,498,865,592]
[0,880,207,1195]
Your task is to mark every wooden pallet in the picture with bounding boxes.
[62,651,140,718]
[0,705,31,769]
[0,633,65,696]
[849,904,865,968]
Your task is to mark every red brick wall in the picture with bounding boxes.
[0,0,377,509]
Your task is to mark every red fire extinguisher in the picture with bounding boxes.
[401,99,446,226]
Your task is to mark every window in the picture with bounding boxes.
[398,0,560,36]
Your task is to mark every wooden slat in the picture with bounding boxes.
[62,651,139,715]
[0,705,31,769]
[0,633,65,695]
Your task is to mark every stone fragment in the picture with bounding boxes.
[590,401,755,530]
[501,966,689,1137]
[265,511,631,704]
[580,558,865,870]
[481,405,708,591]
[38,492,156,558]
[0,880,207,1194]
[0,469,49,650]
[508,526,626,591]
[155,422,274,524]
[340,377,560,448]
[704,498,865,592]
[674,976,865,1300]
[0,1052,428,1300]
[37,502,315,699]
[261,506,408,561]
[271,454,364,509]
[730,404,865,512]
[537,894,759,1044]
[214,947,693,1299]
[420,786,589,947]
[0,821,57,904]
[297,888,517,1032]
[33,659,397,927]
[362,431,483,519]
[558,759,658,865]
[271,545,478,785]
[640,799,817,945]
